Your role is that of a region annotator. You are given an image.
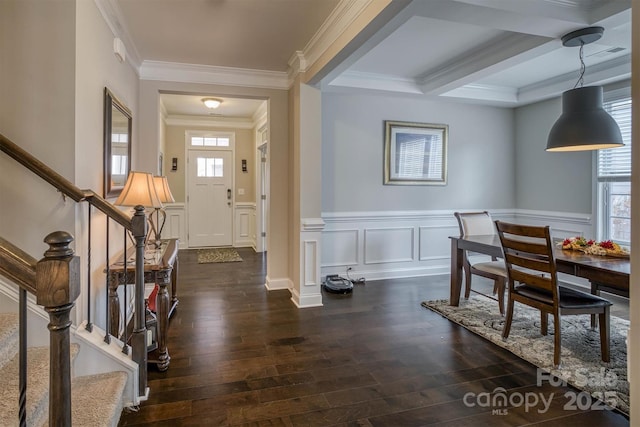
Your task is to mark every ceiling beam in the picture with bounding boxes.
[418,33,554,95]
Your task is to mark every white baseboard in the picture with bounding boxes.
[290,287,323,308]
[264,276,291,291]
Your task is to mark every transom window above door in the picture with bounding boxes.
[191,136,229,147]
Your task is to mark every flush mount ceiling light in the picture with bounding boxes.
[546,26,623,152]
[202,98,222,109]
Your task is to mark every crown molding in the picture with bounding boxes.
[303,0,374,70]
[288,52,307,80]
[328,70,421,95]
[442,84,519,106]
[94,0,142,71]
[164,114,255,129]
[139,61,289,90]
[288,0,375,84]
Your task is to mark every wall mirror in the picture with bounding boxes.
[104,87,132,198]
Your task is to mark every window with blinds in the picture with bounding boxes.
[597,95,631,244]
[597,97,631,178]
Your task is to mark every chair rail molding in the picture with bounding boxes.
[321,209,592,282]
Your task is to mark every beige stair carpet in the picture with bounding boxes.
[0,313,126,427]
[40,371,128,427]
[0,313,18,369]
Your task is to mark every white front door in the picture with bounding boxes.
[187,149,233,247]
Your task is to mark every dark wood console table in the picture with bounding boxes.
[107,238,179,371]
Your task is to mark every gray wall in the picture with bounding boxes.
[321,93,516,213]
[0,0,76,255]
[514,97,593,214]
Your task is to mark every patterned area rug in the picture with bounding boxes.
[422,296,629,415]
[197,248,243,263]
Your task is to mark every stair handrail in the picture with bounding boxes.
[0,133,131,230]
[1,131,149,398]
[0,236,37,295]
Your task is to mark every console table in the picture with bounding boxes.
[107,238,179,371]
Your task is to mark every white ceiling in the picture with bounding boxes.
[109,0,632,118]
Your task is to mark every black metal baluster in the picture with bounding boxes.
[18,288,27,427]
[122,227,129,355]
[86,205,93,332]
[104,217,111,345]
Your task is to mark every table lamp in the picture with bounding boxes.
[150,176,175,245]
[114,171,162,245]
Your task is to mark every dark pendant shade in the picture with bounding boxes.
[546,86,623,152]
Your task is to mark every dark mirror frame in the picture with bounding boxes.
[103,87,132,198]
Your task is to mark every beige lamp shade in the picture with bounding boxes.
[152,176,175,204]
[114,171,162,208]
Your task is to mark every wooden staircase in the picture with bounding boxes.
[0,133,151,425]
[0,313,127,426]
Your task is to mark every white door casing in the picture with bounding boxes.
[187,149,233,247]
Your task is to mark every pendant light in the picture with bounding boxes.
[546,27,623,152]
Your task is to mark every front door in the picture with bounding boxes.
[187,149,233,247]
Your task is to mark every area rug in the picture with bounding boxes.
[422,296,630,414]
[197,248,243,264]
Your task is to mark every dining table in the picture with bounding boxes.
[450,234,630,308]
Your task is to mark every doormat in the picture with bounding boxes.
[422,296,629,415]
[197,248,243,264]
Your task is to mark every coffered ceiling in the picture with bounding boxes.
[106,0,632,117]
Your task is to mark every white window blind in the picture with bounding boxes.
[597,98,632,178]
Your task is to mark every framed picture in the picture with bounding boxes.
[384,120,448,185]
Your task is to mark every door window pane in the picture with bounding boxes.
[196,157,223,177]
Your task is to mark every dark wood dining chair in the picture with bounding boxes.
[454,211,508,315]
[495,221,612,367]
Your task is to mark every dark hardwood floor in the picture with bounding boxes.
[119,248,629,426]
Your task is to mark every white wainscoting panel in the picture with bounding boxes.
[304,240,318,286]
[418,225,458,261]
[163,204,186,249]
[513,209,593,240]
[321,209,592,282]
[321,229,358,267]
[364,227,414,264]
[234,203,256,248]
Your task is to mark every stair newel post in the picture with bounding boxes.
[131,205,148,396]
[36,231,80,427]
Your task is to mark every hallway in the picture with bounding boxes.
[119,248,629,426]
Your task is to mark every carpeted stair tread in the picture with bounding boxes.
[0,313,19,371]
[63,371,128,427]
[0,344,79,427]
